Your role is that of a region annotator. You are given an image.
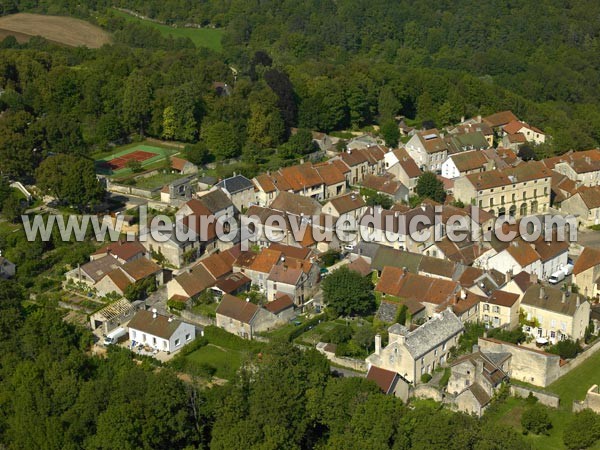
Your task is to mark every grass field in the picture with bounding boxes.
[483,349,600,449]
[132,173,185,190]
[111,9,223,51]
[547,349,600,407]
[0,13,111,48]
[175,326,263,380]
[95,144,178,176]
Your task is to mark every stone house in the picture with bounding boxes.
[170,156,198,175]
[521,285,590,344]
[560,186,600,227]
[453,160,552,217]
[215,174,256,213]
[215,294,284,339]
[449,350,509,417]
[384,148,422,194]
[405,129,449,172]
[365,309,464,383]
[573,246,600,299]
[441,150,492,180]
[544,149,600,188]
[479,290,520,329]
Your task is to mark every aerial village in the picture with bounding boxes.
[30,110,600,417]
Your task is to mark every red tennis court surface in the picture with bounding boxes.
[105,150,157,170]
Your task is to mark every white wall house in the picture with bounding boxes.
[127,310,196,353]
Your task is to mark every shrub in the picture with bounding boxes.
[547,339,581,359]
[421,373,432,383]
[167,299,187,311]
[563,409,600,450]
[521,404,552,435]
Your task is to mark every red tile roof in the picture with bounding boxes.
[574,247,600,275]
[366,366,399,394]
[170,156,192,172]
[216,294,260,324]
[264,293,295,313]
[482,110,518,128]
[92,241,146,262]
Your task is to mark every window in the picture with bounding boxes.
[175,338,181,347]
[153,337,156,345]
[493,306,500,313]
[442,342,446,351]
[483,304,490,311]
[551,319,556,328]
[185,333,191,341]
[131,330,136,339]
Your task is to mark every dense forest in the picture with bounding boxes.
[1,1,600,187]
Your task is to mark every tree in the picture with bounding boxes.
[377,85,402,122]
[321,266,375,316]
[548,339,581,359]
[184,142,210,165]
[518,144,537,161]
[264,68,297,128]
[416,171,446,202]
[126,159,143,173]
[162,106,176,140]
[35,154,103,208]
[380,121,400,147]
[563,409,600,450]
[201,121,240,160]
[247,101,285,149]
[2,192,24,223]
[122,72,153,136]
[521,404,552,435]
[285,128,316,155]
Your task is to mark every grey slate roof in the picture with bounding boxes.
[198,189,233,214]
[391,309,464,359]
[216,175,254,194]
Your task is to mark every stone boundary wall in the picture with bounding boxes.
[510,385,560,408]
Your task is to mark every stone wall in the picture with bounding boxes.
[478,337,561,387]
[411,384,443,402]
[179,310,215,327]
[558,338,600,378]
[510,385,560,408]
[573,385,600,413]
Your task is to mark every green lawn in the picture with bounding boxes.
[482,349,600,450]
[547,349,600,407]
[175,325,264,380]
[111,9,224,51]
[184,344,244,380]
[129,172,186,190]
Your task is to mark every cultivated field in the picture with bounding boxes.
[0,13,111,48]
[111,9,223,51]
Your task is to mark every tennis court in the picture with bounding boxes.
[95,144,175,175]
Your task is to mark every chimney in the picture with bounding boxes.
[562,291,566,303]
[152,308,157,319]
[472,344,480,353]
[530,273,538,284]
[539,286,545,299]
[246,297,250,302]
[461,288,467,300]
[397,334,406,345]
[375,334,381,356]
[576,296,581,308]
[505,270,512,284]
[168,316,173,322]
